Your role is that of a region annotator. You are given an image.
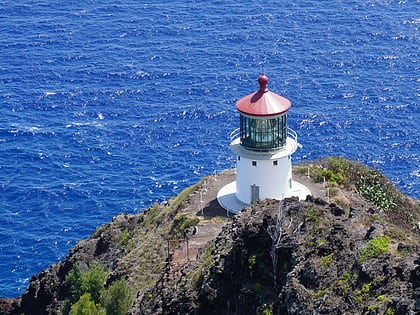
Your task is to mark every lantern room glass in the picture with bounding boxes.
[240,114,287,151]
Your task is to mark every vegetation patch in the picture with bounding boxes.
[262,308,273,315]
[94,224,107,236]
[355,281,375,306]
[320,252,334,268]
[303,205,325,224]
[63,263,132,315]
[329,188,351,208]
[141,206,159,227]
[337,272,358,298]
[119,232,167,292]
[165,178,205,214]
[367,304,378,312]
[313,287,329,298]
[311,168,344,186]
[302,205,332,235]
[297,157,419,227]
[357,174,396,212]
[360,214,377,226]
[359,235,390,264]
[117,229,132,249]
[170,213,199,238]
[376,294,391,304]
[248,254,257,270]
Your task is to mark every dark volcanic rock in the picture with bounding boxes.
[1,169,419,315]
[138,197,419,315]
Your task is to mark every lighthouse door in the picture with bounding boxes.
[250,184,259,202]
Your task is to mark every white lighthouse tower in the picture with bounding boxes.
[218,74,311,213]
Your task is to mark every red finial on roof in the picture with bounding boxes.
[258,74,269,92]
[235,74,291,116]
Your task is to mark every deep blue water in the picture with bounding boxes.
[0,0,418,297]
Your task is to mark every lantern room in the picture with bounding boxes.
[239,114,287,151]
[236,74,291,151]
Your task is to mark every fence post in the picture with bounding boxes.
[186,238,189,262]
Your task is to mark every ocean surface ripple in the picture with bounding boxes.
[0,0,418,297]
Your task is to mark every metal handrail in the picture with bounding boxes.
[230,128,241,142]
[287,127,298,142]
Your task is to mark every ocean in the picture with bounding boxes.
[0,0,418,297]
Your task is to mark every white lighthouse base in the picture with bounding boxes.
[217,180,311,214]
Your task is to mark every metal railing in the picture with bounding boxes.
[287,127,298,143]
[230,128,241,142]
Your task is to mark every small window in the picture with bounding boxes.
[273,160,278,166]
[252,161,257,166]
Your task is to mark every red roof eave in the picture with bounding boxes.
[235,90,291,117]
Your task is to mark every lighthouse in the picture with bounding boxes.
[217,74,311,213]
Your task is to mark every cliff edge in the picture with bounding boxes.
[1,158,419,314]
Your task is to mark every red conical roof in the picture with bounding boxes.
[236,75,291,116]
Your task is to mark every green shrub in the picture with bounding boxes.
[309,157,347,186]
[337,272,358,297]
[80,264,108,303]
[385,307,395,315]
[262,308,273,315]
[101,279,133,315]
[313,288,329,298]
[64,263,133,315]
[376,294,391,304]
[357,175,396,212]
[360,282,372,295]
[303,206,324,223]
[355,282,373,304]
[248,254,257,270]
[367,304,377,311]
[360,235,390,264]
[307,157,397,211]
[64,264,108,314]
[320,252,334,268]
[66,264,83,303]
[70,293,105,315]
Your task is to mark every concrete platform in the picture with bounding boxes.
[216,182,248,213]
[217,180,312,214]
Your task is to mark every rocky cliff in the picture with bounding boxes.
[1,158,419,314]
[141,196,419,314]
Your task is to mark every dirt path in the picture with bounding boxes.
[168,170,234,270]
[168,168,328,270]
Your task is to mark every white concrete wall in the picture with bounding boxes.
[235,154,292,204]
